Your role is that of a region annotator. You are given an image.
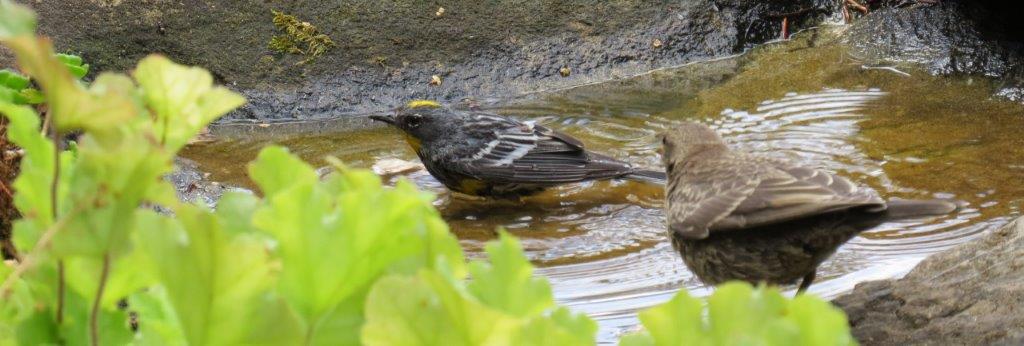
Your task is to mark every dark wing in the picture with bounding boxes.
[667,154,885,239]
[456,115,633,184]
[711,156,885,231]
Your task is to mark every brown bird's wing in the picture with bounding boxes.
[710,156,886,231]
[668,154,885,239]
[666,158,761,239]
[458,118,634,184]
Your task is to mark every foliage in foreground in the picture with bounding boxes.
[1,53,87,105]
[622,283,857,346]
[0,1,857,345]
[0,1,593,344]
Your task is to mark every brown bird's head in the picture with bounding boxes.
[659,122,728,168]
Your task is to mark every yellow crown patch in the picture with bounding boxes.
[405,100,442,109]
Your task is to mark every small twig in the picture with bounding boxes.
[39,110,50,136]
[861,65,912,77]
[90,253,110,346]
[50,123,65,324]
[0,179,12,201]
[781,17,789,40]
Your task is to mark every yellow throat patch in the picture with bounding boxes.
[403,133,422,152]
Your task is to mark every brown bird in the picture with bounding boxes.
[661,121,956,292]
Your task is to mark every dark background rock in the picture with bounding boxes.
[833,216,1024,345]
[1,0,838,121]
[843,0,1024,102]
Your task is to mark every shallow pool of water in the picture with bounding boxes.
[181,27,1024,342]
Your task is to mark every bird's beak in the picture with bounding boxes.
[369,114,395,125]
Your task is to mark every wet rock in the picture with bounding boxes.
[2,0,838,121]
[843,1,1024,102]
[166,158,250,208]
[833,216,1024,345]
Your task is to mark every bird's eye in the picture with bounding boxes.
[406,114,423,128]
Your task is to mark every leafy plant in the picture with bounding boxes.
[268,10,335,64]
[0,53,88,105]
[363,232,597,346]
[0,1,593,344]
[620,282,857,346]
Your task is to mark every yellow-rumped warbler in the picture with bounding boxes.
[370,100,665,198]
[661,121,955,292]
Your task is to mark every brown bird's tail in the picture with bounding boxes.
[882,199,958,220]
[623,169,667,185]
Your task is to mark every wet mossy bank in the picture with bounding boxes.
[2,0,837,121]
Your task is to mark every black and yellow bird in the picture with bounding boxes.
[661,121,956,292]
[370,101,665,198]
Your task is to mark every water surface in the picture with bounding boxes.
[181,27,1024,342]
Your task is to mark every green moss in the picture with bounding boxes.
[268,10,335,65]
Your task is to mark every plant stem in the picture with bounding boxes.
[90,253,110,346]
[56,261,64,323]
[50,121,65,324]
[0,206,81,298]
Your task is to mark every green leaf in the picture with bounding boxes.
[0,0,36,38]
[514,307,597,346]
[787,295,857,346]
[633,287,707,346]
[0,69,30,89]
[362,271,520,346]
[707,283,787,344]
[57,287,134,346]
[622,282,858,346]
[133,55,244,151]
[55,53,82,66]
[64,246,155,310]
[55,54,89,79]
[136,208,275,345]
[247,145,318,197]
[0,103,56,234]
[17,88,43,104]
[2,36,135,133]
[618,333,656,346]
[249,147,465,340]
[468,231,553,317]
[128,286,187,345]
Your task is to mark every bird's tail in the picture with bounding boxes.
[623,169,667,185]
[882,199,958,220]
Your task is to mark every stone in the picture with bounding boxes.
[843,1,1024,102]
[833,217,1024,345]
